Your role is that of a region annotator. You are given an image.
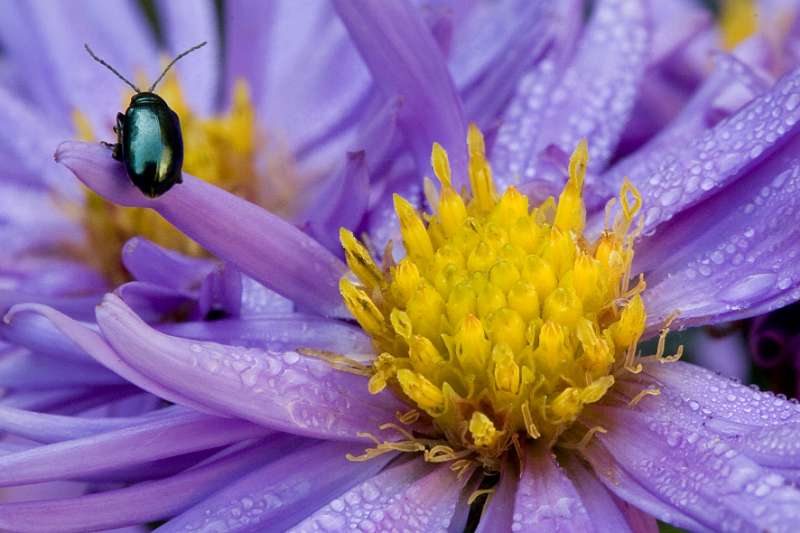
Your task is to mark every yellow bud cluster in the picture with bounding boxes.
[340,125,645,461]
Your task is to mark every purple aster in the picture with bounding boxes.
[4,1,800,532]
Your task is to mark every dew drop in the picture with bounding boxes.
[716,272,777,304]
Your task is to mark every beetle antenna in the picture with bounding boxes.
[149,41,208,92]
[84,44,141,93]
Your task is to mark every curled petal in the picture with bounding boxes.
[96,294,401,440]
[56,141,348,317]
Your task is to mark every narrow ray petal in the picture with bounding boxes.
[159,441,395,532]
[0,438,292,533]
[55,141,348,316]
[334,0,467,185]
[96,294,401,440]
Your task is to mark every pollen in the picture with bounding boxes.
[73,74,305,284]
[720,0,757,50]
[340,125,646,465]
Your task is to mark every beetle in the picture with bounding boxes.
[84,42,207,198]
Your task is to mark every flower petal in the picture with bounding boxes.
[639,123,800,329]
[56,141,348,317]
[561,452,658,533]
[0,438,290,533]
[96,294,401,440]
[621,65,800,240]
[121,237,215,291]
[291,459,465,532]
[159,315,373,355]
[333,0,468,186]
[512,441,593,531]
[0,404,182,443]
[302,150,370,255]
[159,441,395,532]
[4,303,223,416]
[0,409,268,486]
[0,347,123,389]
[581,364,800,532]
[493,0,648,189]
[475,462,517,533]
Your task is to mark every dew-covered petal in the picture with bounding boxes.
[510,442,593,532]
[492,0,647,190]
[0,409,268,486]
[640,361,800,469]
[159,441,395,532]
[159,315,373,355]
[291,459,464,532]
[334,0,467,186]
[196,262,243,319]
[56,141,348,317]
[639,120,800,329]
[581,381,800,532]
[4,303,224,416]
[615,65,800,242]
[578,438,706,532]
[0,438,288,533]
[96,294,400,440]
[122,237,215,291]
[560,452,658,533]
[156,0,220,116]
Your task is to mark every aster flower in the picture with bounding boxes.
[5,1,800,532]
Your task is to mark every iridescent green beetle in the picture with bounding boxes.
[84,42,206,197]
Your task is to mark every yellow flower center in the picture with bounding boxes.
[72,74,306,284]
[339,125,646,466]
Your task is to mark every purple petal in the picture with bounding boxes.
[0,348,124,389]
[1,308,93,364]
[4,303,224,416]
[512,442,593,531]
[453,1,554,130]
[292,459,464,532]
[197,262,243,319]
[334,0,468,186]
[121,237,215,291]
[638,116,800,329]
[492,0,648,189]
[561,452,657,533]
[0,409,268,486]
[114,281,197,323]
[159,441,395,532]
[621,66,800,241]
[581,365,800,531]
[0,438,287,533]
[239,275,295,316]
[302,151,370,255]
[159,315,373,354]
[96,294,401,440]
[642,361,800,470]
[156,0,220,116]
[475,462,517,533]
[56,141,348,317]
[0,404,183,443]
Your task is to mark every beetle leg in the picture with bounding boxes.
[100,141,123,161]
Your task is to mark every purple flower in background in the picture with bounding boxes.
[5,0,800,532]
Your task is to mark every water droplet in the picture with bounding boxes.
[717,272,777,304]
